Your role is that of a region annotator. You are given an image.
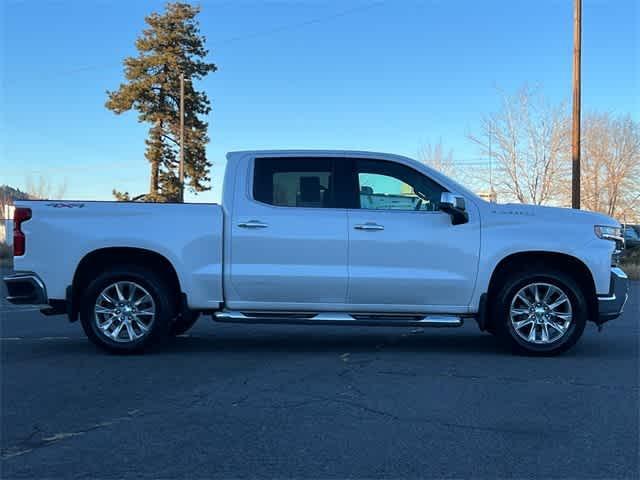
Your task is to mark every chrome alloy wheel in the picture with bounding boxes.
[94,281,156,343]
[509,282,573,345]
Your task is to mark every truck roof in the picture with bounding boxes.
[226,150,410,162]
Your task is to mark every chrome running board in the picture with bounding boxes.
[214,310,463,328]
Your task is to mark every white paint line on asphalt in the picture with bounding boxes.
[1,448,33,459]
[0,308,43,314]
[1,336,74,341]
[41,431,85,442]
[1,415,137,460]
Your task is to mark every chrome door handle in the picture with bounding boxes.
[354,222,384,231]
[238,220,269,228]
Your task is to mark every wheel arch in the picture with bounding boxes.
[68,247,182,322]
[486,251,598,327]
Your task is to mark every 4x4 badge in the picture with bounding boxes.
[46,203,85,208]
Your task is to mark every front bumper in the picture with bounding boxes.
[597,267,629,324]
[3,272,48,305]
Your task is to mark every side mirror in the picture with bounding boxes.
[440,192,469,225]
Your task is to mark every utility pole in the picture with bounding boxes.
[488,122,493,196]
[571,0,582,209]
[179,73,185,203]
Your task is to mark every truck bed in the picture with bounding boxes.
[13,200,224,309]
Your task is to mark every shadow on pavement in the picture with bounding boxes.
[1,328,524,358]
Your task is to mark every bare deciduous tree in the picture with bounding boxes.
[469,87,570,205]
[24,176,68,200]
[418,140,455,177]
[578,113,640,219]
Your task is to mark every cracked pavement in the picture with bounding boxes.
[1,282,638,478]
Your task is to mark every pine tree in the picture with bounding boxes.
[106,2,216,202]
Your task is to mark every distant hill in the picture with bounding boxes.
[1,185,33,221]
[0,185,32,204]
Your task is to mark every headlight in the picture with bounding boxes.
[595,225,624,265]
[594,225,623,242]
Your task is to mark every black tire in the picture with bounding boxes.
[79,265,176,354]
[492,268,587,356]
[170,311,200,336]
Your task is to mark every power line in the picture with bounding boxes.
[18,1,386,80]
[219,1,385,44]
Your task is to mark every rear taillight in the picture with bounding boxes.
[13,207,32,256]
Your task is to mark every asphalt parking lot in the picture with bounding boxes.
[1,276,638,479]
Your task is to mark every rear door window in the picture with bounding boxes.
[253,158,335,208]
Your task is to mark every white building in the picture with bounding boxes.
[478,190,498,203]
[1,205,14,245]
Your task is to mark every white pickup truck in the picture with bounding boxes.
[4,150,629,355]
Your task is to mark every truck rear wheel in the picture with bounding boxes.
[493,269,587,356]
[79,265,176,353]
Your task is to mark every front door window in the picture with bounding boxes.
[355,159,445,212]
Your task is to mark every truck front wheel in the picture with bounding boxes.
[493,269,587,356]
[79,266,176,353]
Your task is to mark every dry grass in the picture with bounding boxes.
[622,263,640,280]
[0,242,12,269]
[620,248,640,280]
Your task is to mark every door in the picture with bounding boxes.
[346,158,480,311]
[227,156,349,310]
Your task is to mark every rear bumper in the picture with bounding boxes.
[3,272,48,305]
[597,267,629,324]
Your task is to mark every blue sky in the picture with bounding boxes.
[1,0,637,202]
